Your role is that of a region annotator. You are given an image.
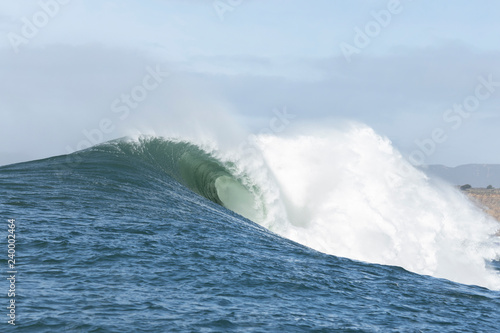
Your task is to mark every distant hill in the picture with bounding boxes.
[423,164,500,188]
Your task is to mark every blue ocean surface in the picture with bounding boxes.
[1,137,499,332]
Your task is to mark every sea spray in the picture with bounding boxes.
[243,124,500,289]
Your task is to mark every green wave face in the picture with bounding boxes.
[93,137,264,222]
[214,175,260,222]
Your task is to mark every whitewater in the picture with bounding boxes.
[106,122,500,290]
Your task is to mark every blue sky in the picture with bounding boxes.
[1,0,500,166]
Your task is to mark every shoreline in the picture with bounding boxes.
[461,188,500,233]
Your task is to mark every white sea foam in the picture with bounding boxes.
[213,122,500,289]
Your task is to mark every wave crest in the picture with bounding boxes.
[84,125,500,289]
[94,137,266,222]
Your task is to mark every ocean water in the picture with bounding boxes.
[1,125,500,332]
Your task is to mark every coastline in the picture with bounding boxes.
[461,188,500,234]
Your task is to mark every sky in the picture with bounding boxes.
[1,0,500,167]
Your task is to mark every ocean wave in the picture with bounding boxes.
[62,124,500,290]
